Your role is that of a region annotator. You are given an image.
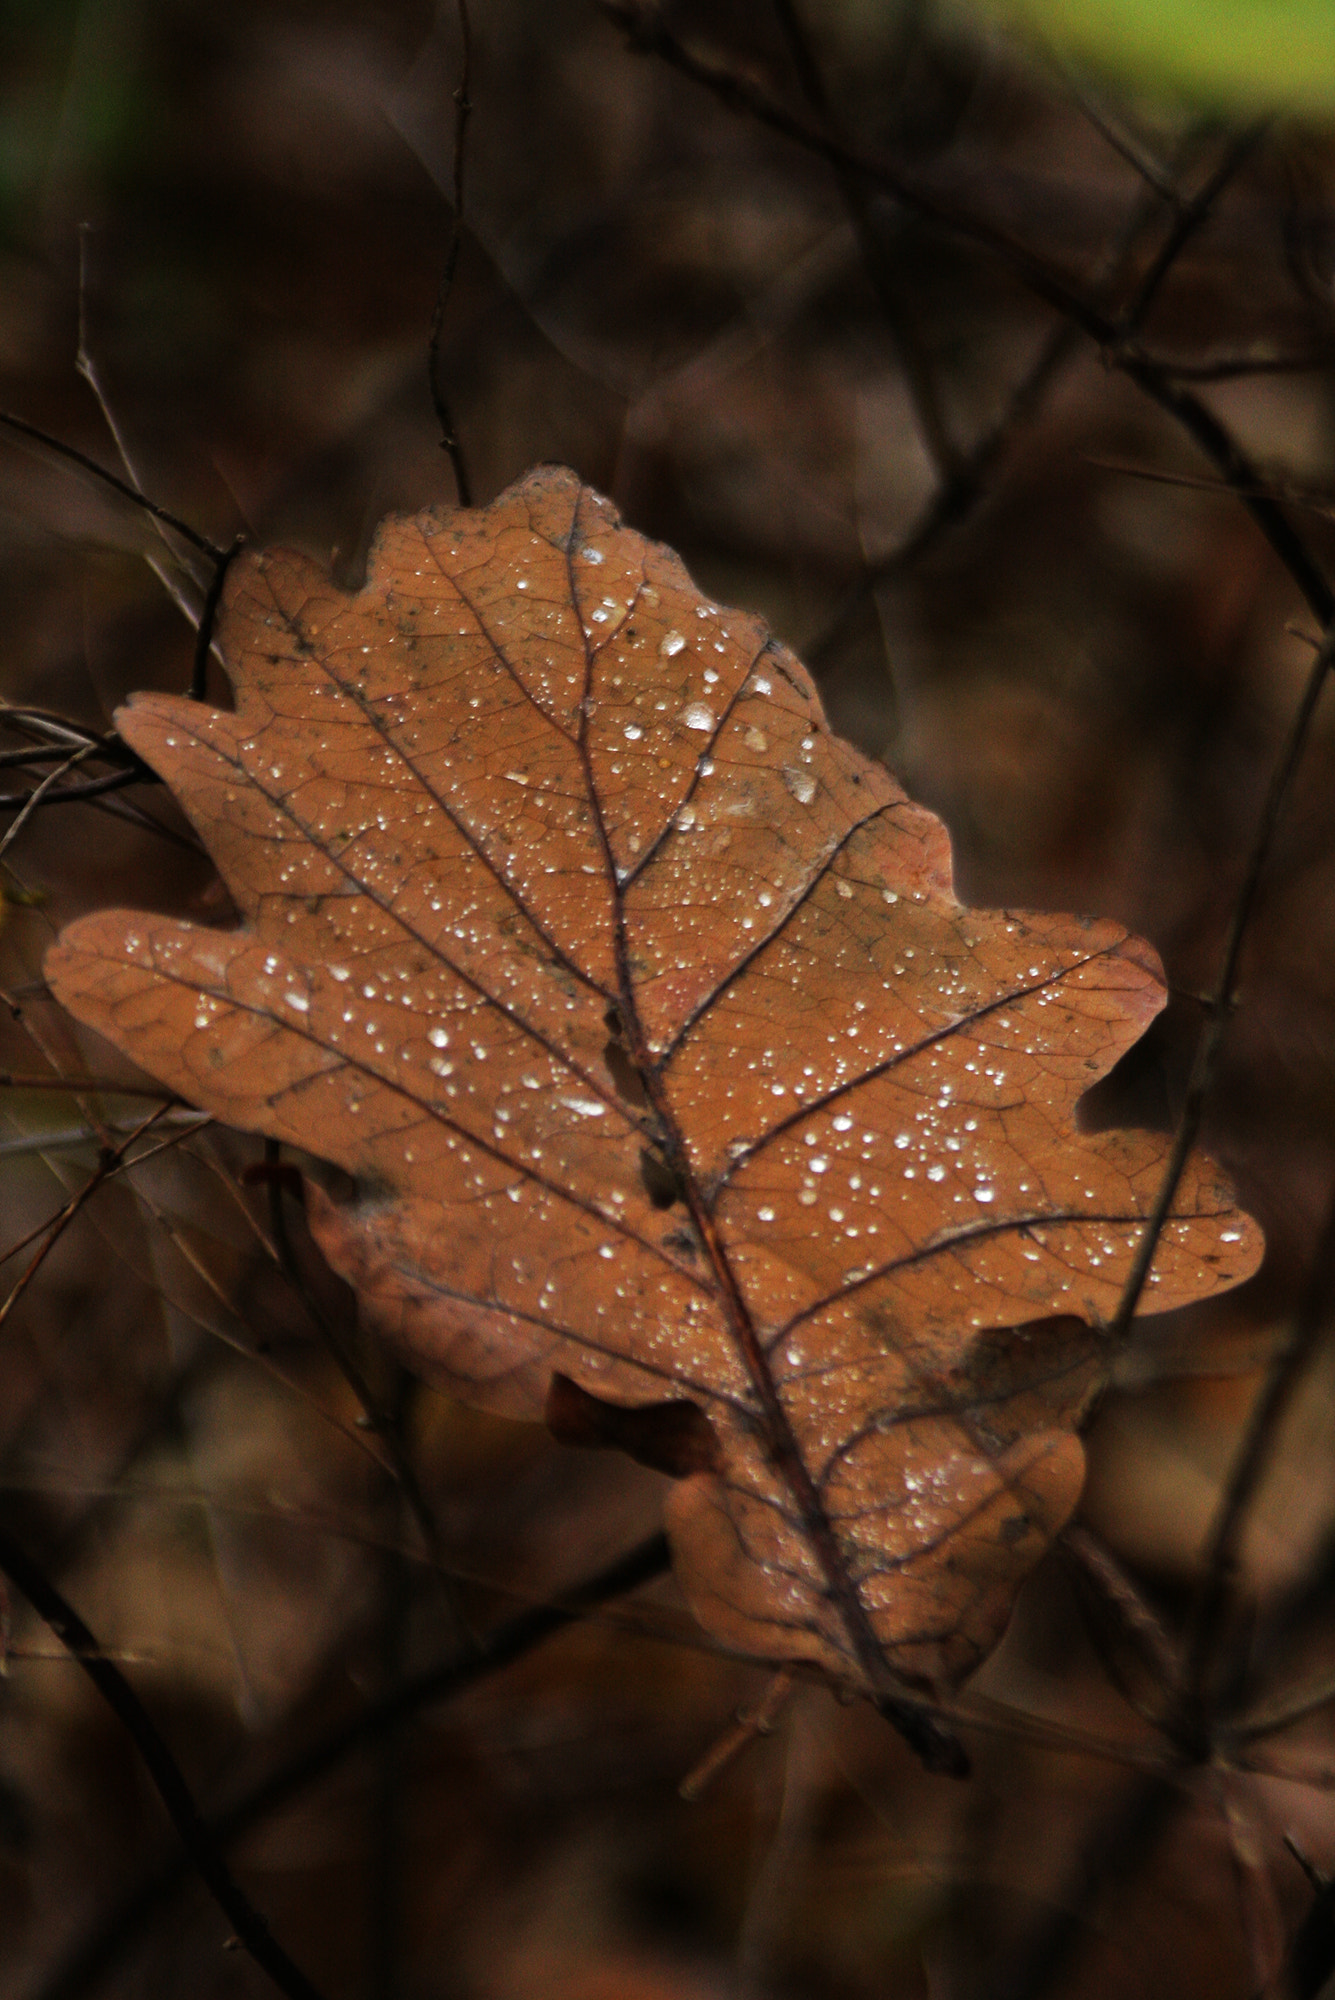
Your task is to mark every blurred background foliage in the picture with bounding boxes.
[4,2,1335,1998]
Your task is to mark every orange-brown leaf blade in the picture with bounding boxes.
[46,465,1262,1697]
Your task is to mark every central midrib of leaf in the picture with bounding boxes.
[558,533,911,1700]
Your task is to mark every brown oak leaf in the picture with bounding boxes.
[46,466,1261,1702]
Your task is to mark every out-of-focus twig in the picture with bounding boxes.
[1180,1176,1335,1731]
[36,1528,672,2000]
[0,409,224,562]
[1108,614,1335,1345]
[0,1102,180,1332]
[600,2,1334,634]
[261,1141,474,1649]
[679,1669,795,1801]
[770,0,959,482]
[1060,1522,1180,1701]
[0,1524,329,2000]
[1117,123,1267,337]
[427,0,474,505]
[191,534,245,701]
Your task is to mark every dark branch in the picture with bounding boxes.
[1109,614,1335,1345]
[427,0,474,506]
[0,1524,328,2000]
[0,410,225,562]
[35,1530,672,2000]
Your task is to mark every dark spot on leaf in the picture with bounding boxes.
[640,1146,682,1209]
[545,1371,721,1476]
[605,1036,649,1109]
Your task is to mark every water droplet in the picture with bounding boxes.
[682,702,715,731]
[661,631,687,657]
[973,1186,995,1204]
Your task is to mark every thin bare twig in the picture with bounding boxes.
[1181,1177,1335,1729]
[1059,67,1182,203]
[35,1529,671,2000]
[0,1072,173,1096]
[0,743,99,856]
[0,1103,178,1329]
[0,1524,328,2000]
[1117,123,1267,337]
[679,1669,795,1800]
[805,166,1172,669]
[1150,347,1335,382]
[771,0,959,481]
[1109,615,1335,1345]
[0,763,153,815]
[0,411,223,563]
[77,229,213,616]
[805,319,1080,668]
[601,4,1335,635]
[191,534,246,700]
[1060,1522,1180,1697]
[427,0,474,505]
[261,1142,474,1648]
[0,742,105,770]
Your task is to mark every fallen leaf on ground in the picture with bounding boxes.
[46,467,1261,1700]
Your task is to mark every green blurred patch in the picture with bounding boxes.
[956,0,1335,111]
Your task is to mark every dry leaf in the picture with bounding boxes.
[46,467,1261,1701]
